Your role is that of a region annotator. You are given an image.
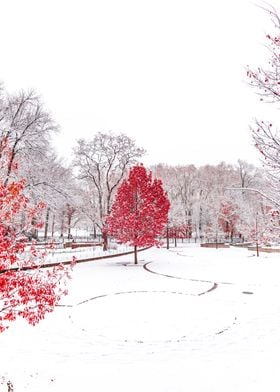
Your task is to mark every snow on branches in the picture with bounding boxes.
[247,4,280,208]
[107,165,170,263]
[247,4,280,104]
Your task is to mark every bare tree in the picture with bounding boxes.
[19,148,77,240]
[0,88,57,184]
[0,85,80,240]
[247,4,280,168]
[153,161,272,244]
[236,160,259,189]
[74,132,145,250]
[247,4,280,207]
[247,3,280,105]
[152,164,197,243]
[77,185,100,239]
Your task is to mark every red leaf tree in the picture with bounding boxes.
[107,165,170,264]
[0,141,71,332]
[218,202,239,242]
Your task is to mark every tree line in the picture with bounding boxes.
[0,83,278,249]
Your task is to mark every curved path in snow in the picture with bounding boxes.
[58,256,219,308]
[143,261,219,296]
[56,246,237,340]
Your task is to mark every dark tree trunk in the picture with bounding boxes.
[31,217,38,240]
[7,380,14,392]
[44,207,50,240]
[51,213,55,238]
[134,245,138,264]
[166,226,169,249]
[67,213,72,239]
[4,146,16,186]
[102,230,108,251]
[60,210,65,238]
[20,212,26,231]
[256,214,259,257]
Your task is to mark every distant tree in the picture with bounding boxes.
[236,160,259,190]
[107,165,170,264]
[0,88,57,185]
[236,188,276,254]
[77,186,100,240]
[218,202,239,242]
[152,161,274,245]
[23,151,76,240]
[0,85,77,240]
[0,141,71,332]
[151,164,197,244]
[74,132,145,250]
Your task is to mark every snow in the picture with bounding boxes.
[1,243,280,391]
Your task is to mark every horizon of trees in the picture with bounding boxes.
[0,76,279,248]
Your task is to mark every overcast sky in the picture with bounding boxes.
[0,0,277,167]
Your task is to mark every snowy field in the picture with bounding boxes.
[1,243,280,391]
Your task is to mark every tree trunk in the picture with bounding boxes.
[215,230,218,249]
[166,226,169,249]
[44,207,50,240]
[4,146,16,186]
[20,212,26,231]
[51,213,55,238]
[60,211,65,238]
[174,231,177,247]
[134,245,138,264]
[256,213,259,257]
[102,230,108,251]
[67,213,72,239]
[187,213,192,240]
[199,205,203,233]
[31,217,38,240]
[7,380,14,392]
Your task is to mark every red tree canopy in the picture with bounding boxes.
[107,165,170,248]
[0,140,71,332]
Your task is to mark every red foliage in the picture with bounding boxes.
[107,165,170,247]
[218,203,239,239]
[163,224,192,239]
[0,143,71,332]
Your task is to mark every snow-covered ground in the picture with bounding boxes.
[1,243,280,391]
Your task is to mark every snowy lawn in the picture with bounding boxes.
[1,244,280,391]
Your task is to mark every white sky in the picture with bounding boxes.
[0,0,277,167]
